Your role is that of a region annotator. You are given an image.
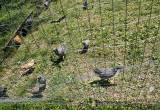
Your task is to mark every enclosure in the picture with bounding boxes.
[0,0,160,109]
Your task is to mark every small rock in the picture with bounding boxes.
[149,86,155,93]
[138,75,145,80]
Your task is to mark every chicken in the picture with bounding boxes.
[53,43,67,60]
[20,28,28,37]
[30,86,41,95]
[26,15,32,26]
[29,75,46,98]
[44,0,49,9]
[82,0,88,10]
[26,15,33,29]
[30,84,46,94]
[37,75,46,85]
[13,35,22,45]
[93,66,123,80]
[22,68,35,76]
[21,59,35,70]
[21,60,35,76]
[0,87,8,98]
[79,40,90,54]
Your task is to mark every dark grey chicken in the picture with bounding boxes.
[19,28,28,37]
[80,40,90,54]
[26,15,32,26]
[0,87,8,98]
[22,68,34,76]
[93,66,123,80]
[29,75,46,98]
[53,43,67,60]
[37,75,46,85]
[44,0,49,9]
[26,15,33,30]
[82,0,88,10]
[36,75,46,92]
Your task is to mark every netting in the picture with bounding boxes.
[0,0,160,107]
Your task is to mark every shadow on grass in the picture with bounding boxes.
[30,94,43,99]
[0,47,19,64]
[90,79,117,88]
[51,58,64,68]
[53,58,64,65]
[0,97,159,110]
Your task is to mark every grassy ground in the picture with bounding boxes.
[0,100,160,110]
[0,0,160,108]
[0,0,34,46]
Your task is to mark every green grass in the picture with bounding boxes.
[0,0,160,109]
[0,101,160,110]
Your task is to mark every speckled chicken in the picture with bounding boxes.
[80,40,90,54]
[53,43,67,60]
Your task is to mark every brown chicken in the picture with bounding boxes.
[21,60,35,76]
[21,59,35,70]
[13,35,22,45]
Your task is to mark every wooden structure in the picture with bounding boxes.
[3,11,33,52]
